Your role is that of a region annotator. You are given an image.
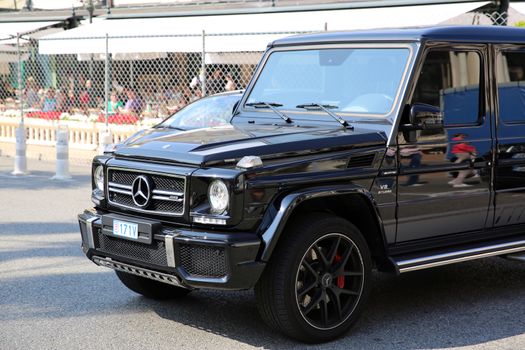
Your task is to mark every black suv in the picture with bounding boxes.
[78,26,525,343]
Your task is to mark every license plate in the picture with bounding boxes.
[113,220,139,240]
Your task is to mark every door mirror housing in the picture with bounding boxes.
[409,103,443,126]
[400,103,443,143]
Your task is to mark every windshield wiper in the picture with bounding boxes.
[246,101,293,123]
[296,103,353,129]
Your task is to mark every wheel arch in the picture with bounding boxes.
[259,185,392,270]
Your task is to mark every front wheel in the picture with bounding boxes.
[255,213,372,343]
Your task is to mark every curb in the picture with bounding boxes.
[0,141,96,167]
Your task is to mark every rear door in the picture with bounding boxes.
[494,47,525,228]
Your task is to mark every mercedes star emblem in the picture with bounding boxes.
[131,175,152,208]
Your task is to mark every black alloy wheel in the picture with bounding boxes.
[255,213,372,343]
[295,233,365,330]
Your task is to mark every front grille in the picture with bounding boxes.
[96,232,168,266]
[151,175,185,192]
[107,168,186,216]
[179,244,228,278]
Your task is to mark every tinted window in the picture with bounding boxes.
[497,51,525,124]
[412,50,481,126]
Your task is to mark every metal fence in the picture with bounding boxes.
[0,31,301,128]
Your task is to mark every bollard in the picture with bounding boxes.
[51,125,71,180]
[98,129,113,154]
[12,125,28,175]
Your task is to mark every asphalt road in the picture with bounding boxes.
[0,155,524,350]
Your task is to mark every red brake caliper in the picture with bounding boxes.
[334,254,345,288]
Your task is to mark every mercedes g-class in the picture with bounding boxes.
[78,26,525,343]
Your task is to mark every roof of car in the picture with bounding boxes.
[271,26,525,47]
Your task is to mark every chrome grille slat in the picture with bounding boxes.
[108,182,132,190]
[152,189,184,197]
[109,187,133,196]
[152,195,184,202]
[107,168,186,216]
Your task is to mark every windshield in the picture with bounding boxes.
[160,93,240,130]
[246,47,411,117]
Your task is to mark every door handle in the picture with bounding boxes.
[471,160,489,169]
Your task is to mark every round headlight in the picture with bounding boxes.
[94,165,105,192]
[208,180,229,214]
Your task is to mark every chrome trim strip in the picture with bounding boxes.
[106,167,186,217]
[108,182,132,190]
[152,195,184,202]
[85,217,98,249]
[152,189,184,197]
[397,240,525,273]
[108,187,133,196]
[504,253,525,262]
[165,236,176,268]
[92,256,189,289]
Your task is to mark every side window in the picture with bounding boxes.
[412,50,482,127]
[497,51,525,124]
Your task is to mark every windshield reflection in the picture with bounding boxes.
[246,47,411,117]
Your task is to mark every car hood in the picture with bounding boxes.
[114,124,387,166]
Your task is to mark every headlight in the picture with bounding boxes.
[208,180,229,214]
[94,165,105,192]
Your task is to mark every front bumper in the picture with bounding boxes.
[78,209,265,290]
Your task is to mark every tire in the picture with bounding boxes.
[255,213,372,343]
[115,271,192,300]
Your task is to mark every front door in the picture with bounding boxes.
[396,46,492,242]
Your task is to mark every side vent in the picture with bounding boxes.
[347,154,376,168]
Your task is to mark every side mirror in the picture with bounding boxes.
[400,103,443,143]
[409,103,442,126]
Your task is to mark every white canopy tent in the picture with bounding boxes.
[29,0,83,10]
[509,3,525,24]
[39,1,489,56]
[0,21,62,62]
[0,21,62,40]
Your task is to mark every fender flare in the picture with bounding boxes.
[259,184,386,262]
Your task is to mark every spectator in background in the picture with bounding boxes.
[192,87,202,101]
[225,74,236,91]
[164,77,178,100]
[119,88,142,115]
[56,85,71,113]
[67,89,76,110]
[79,79,98,110]
[40,88,57,112]
[25,77,40,108]
[107,92,123,115]
[0,80,6,100]
[207,69,225,95]
[86,80,98,108]
[0,80,15,101]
